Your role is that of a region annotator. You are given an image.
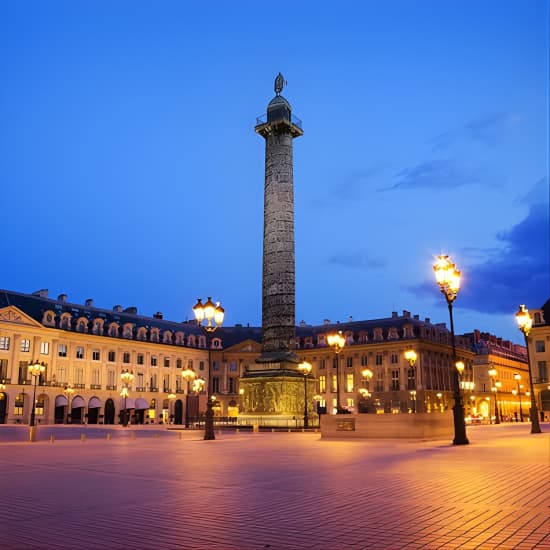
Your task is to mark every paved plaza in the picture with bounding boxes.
[0,423,548,550]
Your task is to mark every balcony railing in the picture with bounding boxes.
[255,113,302,129]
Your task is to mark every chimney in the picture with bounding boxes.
[85,299,94,307]
[153,311,163,319]
[323,319,330,325]
[424,318,430,324]
[348,316,353,323]
[391,311,398,318]
[299,320,306,327]
[32,289,49,298]
[413,314,419,320]
[58,293,67,302]
[113,305,123,312]
[124,306,138,315]
[402,310,410,318]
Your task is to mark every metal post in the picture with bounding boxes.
[335,352,342,413]
[523,334,542,434]
[185,380,190,429]
[517,381,524,422]
[494,389,500,424]
[204,398,215,440]
[303,374,309,429]
[30,375,37,428]
[448,302,469,445]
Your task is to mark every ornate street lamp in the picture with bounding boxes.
[63,384,75,424]
[433,254,469,445]
[488,368,500,424]
[181,366,197,429]
[297,361,312,428]
[515,305,542,434]
[120,369,134,427]
[193,297,225,441]
[28,360,46,442]
[326,331,346,414]
[513,373,524,422]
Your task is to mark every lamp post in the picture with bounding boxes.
[63,384,75,424]
[360,367,373,413]
[488,368,500,424]
[327,331,346,414]
[513,373,524,422]
[298,361,312,428]
[405,350,417,412]
[120,369,134,427]
[193,297,225,441]
[181,366,197,429]
[28,360,46,442]
[433,254,469,445]
[515,305,542,434]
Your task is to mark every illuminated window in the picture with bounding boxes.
[376,371,384,392]
[391,369,400,391]
[319,375,326,392]
[35,397,44,416]
[14,393,24,415]
[331,374,338,392]
[346,373,354,392]
[20,339,30,352]
[58,344,67,358]
[407,367,416,390]
[40,342,49,355]
[0,337,10,350]
[76,347,84,359]
[346,398,354,409]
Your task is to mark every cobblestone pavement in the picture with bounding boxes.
[0,423,548,550]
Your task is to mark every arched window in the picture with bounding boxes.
[137,327,147,341]
[198,335,206,348]
[163,331,172,344]
[60,313,72,330]
[150,329,159,343]
[122,323,134,339]
[211,337,222,349]
[187,335,196,347]
[108,323,119,337]
[42,310,56,327]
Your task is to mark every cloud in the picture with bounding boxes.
[331,165,387,198]
[429,112,522,150]
[384,159,476,191]
[327,251,387,270]
[409,179,549,313]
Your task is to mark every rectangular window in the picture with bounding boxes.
[20,339,30,352]
[375,353,383,366]
[14,393,24,415]
[58,344,67,358]
[391,369,400,391]
[107,370,115,387]
[376,371,384,392]
[76,346,84,359]
[331,374,338,392]
[319,375,326,392]
[108,351,116,362]
[163,374,170,392]
[176,358,182,369]
[538,361,548,381]
[0,359,8,380]
[151,355,158,367]
[212,361,220,372]
[57,366,66,384]
[346,357,353,368]
[0,337,10,350]
[199,361,205,371]
[391,353,398,364]
[164,357,170,368]
[35,397,44,416]
[123,352,131,364]
[229,361,238,372]
[346,398,354,409]
[137,372,144,389]
[360,355,368,366]
[319,359,326,369]
[18,361,29,384]
[332,357,338,369]
[40,342,49,355]
[407,367,416,390]
[535,341,545,353]
[92,350,100,361]
[150,374,157,390]
[346,373,354,392]
[91,368,100,386]
[137,353,144,365]
[75,367,84,385]
[228,377,236,393]
[212,377,220,393]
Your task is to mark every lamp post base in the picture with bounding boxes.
[204,401,215,441]
[29,426,37,443]
[530,406,542,434]
[452,403,469,445]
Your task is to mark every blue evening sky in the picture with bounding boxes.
[1,1,548,343]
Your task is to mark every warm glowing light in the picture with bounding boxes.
[512,389,517,396]
[313,394,323,401]
[515,304,532,336]
[327,331,346,352]
[120,369,134,385]
[181,367,196,382]
[404,350,417,366]
[167,393,176,399]
[361,368,373,380]
[192,298,205,322]
[359,388,370,397]
[194,296,224,331]
[455,361,465,375]
[433,254,461,302]
[409,390,417,397]
[495,381,502,389]
[192,378,205,393]
[436,393,442,398]
[28,360,46,377]
[120,387,129,398]
[63,385,75,398]
[239,388,244,395]
[513,373,521,382]
[298,361,312,376]
[488,368,497,379]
